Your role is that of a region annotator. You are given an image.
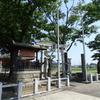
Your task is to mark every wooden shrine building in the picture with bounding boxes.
[0,42,47,81]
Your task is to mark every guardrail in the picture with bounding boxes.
[0,76,70,100]
[89,73,100,83]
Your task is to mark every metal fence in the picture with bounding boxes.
[0,76,70,100]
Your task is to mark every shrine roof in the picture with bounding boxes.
[12,41,47,51]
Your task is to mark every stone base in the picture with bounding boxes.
[13,71,40,82]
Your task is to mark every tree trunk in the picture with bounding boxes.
[97,58,100,74]
[48,62,52,77]
[9,48,18,79]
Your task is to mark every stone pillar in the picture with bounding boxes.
[40,50,44,79]
[68,58,72,79]
[81,54,86,81]
[36,51,38,61]
[64,52,68,75]
[61,47,66,77]
[89,73,93,83]
[97,57,100,74]
[0,82,2,100]
[44,58,49,78]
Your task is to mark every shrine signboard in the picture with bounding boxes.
[20,48,35,57]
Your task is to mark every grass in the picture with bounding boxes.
[71,68,82,71]
[72,68,97,72]
[53,66,97,72]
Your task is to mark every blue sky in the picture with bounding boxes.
[68,33,98,65]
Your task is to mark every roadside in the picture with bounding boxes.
[22,82,100,100]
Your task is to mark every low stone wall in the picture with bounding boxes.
[13,71,40,82]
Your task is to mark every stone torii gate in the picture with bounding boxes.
[34,40,69,78]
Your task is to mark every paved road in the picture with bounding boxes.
[22,82,100,100]
[31,91,100,100]
[68,82,100,98]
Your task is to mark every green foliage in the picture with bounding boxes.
[74,0,100,61]
[88,34,100,50]
[0,0,99,56]
[88,34,100,60]
[82,0,100,25]
[0,0,57,54]
[42,0,98,52]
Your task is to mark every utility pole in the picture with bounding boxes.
[81,17,87,81]
[80,0,87,82]
[57,9,60,78]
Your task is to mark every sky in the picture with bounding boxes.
[35,0,99,66]
[68,33,98,65]
[59,0,99,65]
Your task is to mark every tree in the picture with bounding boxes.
[88,34,100,60]
[88,34,100,73]
[41,0,97,76]
[82,0,100,25]
[79,0,100,73]
[0,0,57,78]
